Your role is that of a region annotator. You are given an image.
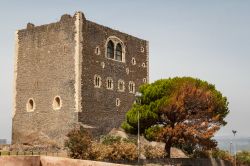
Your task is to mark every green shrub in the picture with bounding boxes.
[237,151,250,165]
[101,135,122,145]
[192,149,210,158]
[121,122,136,134]
[64,126,92,159]
[211,149,233,162]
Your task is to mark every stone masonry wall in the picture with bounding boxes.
[12,11,149,144]
[78,19,148,136]
[12,15,78,145]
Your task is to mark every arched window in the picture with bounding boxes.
[115,43,122,61]
[27,98,35,112]
[94,75,101,88]
[106,77,113,90]
[129,81,135,94]
[116,98,121,107]
[118,79,125,92]
[105,36,125,62]
[53,96,62,110]
[107,40,114,59]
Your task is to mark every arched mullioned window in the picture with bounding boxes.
[115,43,122,61]
[105,36,125,62]
[107,41,114,59]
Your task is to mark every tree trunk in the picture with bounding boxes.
[165,142,171,158]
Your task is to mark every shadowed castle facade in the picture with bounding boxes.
[12,11,148,144]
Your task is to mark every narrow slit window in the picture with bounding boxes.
[116,98,121,107]
[132,58,136,65]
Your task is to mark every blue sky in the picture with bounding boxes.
[0,0,250,142]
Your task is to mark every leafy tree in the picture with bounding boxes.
[122,77,229,158]
[64,126,92,159]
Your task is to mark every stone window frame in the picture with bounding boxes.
[95,46,101,55]
[129,81,135,94]
[101,62,105,69]
[142,62,146,68]
[143,78,147,83]
[26,98,35,112]
[132,57,136,65]
[118,79,125,92]
[94,74,102,88]
[116,98,121,107]
[105,36,126,63]
[106,77,114,90]
[52,96,62,111]
[126,68,130,75]
[141,46,145,53]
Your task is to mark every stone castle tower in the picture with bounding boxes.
[12,11,148,144]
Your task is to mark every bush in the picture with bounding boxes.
[64,126,92,159]
[89,142,113,161]
[211,149,233,162]
[101,135,122,145]
[109,142,137,161]
[121,122,136,134]
[143,145,166,159]
[237,151,250,165]
[89,141,137,161]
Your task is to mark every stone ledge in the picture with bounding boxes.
[0,156,130,166]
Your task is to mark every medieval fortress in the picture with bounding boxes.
[12,11,148,144]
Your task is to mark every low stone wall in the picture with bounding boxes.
[110,158,232,166]
[40,156,129,166]
[0,156,130,166]
[0,156,40,166]
[0,156,233,166]
[142,158,233,166]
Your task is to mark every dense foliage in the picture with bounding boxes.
[64,128,138,161]
[237,151,250,165]
[122,77,229,157]
[64,126,92,159]
[65,128,165,161]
